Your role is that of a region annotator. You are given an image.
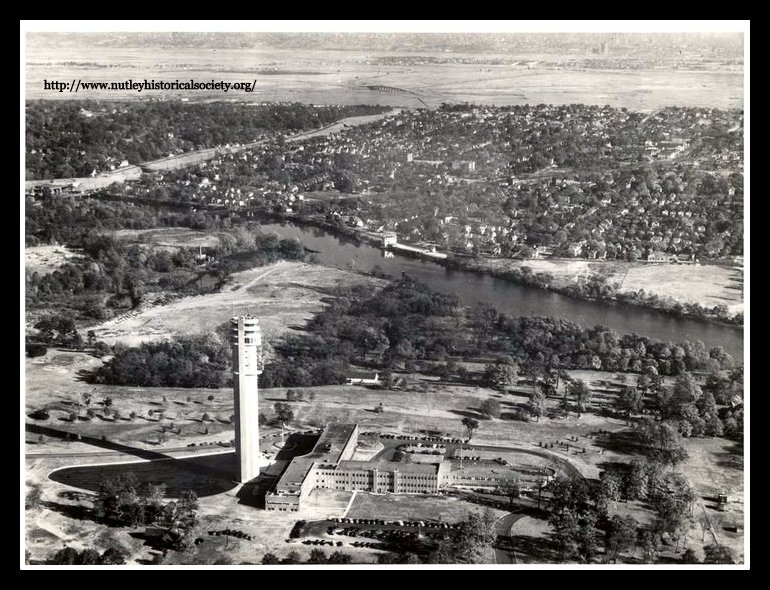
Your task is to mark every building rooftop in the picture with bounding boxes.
[273,424,358,494]
[305,423,358,463]
[274,458,314,494]
[337,460,440,474]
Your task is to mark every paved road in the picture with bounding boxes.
[494,512,527,564]
[28,109,399,184]
[25,446,233,459]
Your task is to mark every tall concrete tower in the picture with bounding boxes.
[231,315,264,483]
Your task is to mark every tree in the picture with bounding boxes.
[497,477,521,507]
[597,472,622,514]
[617,386,644,422]
[281,550,302,565]
[26,342,47,357]
[625,459,649,501]
[142,482,167,509]
[527,389,547,422]
[604,515,639,564]
[29,408,50,421]
[286,389,306,402]
[483,357,518,390]
[201,413,210,422]
[377,553,399,564]
[274,402,294,427]
[327,551,353,564]
[651,476,694,550]
[671,372,703,409]
[479,398,502,419]
[549,508,599,563]
[703,544,735,564]
[25,485,43,510]
[75,548,102,565]
[178,490,199,515]
[681,548,700,564]
[640,529,661,564]
[307,548,328,564]
[48,547,80,565]
[261,552,281,565]
[696,390,719,421]
[568,379,593,418]
[212,556,233,565]
[207,395,215,402]
[461,417,479,442]
[548,476,591,515]
[99,547,126,565]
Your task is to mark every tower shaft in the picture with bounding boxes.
[231,316,263,483]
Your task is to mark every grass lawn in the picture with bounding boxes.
[26,340,743,564]
[347,492,503,524]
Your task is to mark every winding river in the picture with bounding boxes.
[257,220,744,360]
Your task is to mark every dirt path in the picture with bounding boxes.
[231,261,285,291]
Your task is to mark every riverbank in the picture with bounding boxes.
[446,256,744,328]
[256,210,744,329]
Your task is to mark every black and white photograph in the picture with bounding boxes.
[21,21,748,569]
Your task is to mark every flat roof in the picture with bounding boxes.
[273,424,358,493]
[274,458,314,493]
[305,423,358,463]
[272,424,446,495]
[337,460,440,474]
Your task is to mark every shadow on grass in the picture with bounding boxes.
[592,429,645,456]
[595,460,634,475]
[509,531,563,564]
[49,452,240,498]
[26,423,171,461]
[714,440,744,471]
[40,500,107,527]
[448,408,486,421]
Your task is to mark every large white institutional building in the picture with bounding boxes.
[231,315,264,483]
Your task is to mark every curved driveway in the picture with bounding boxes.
[494,512,528,564]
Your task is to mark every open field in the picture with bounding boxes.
[619,263,744,313]
[88,261,387,347]
[26,47,743,110]
[469,257,744,314]
[25,245,80,276]
[106,227,230,249]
